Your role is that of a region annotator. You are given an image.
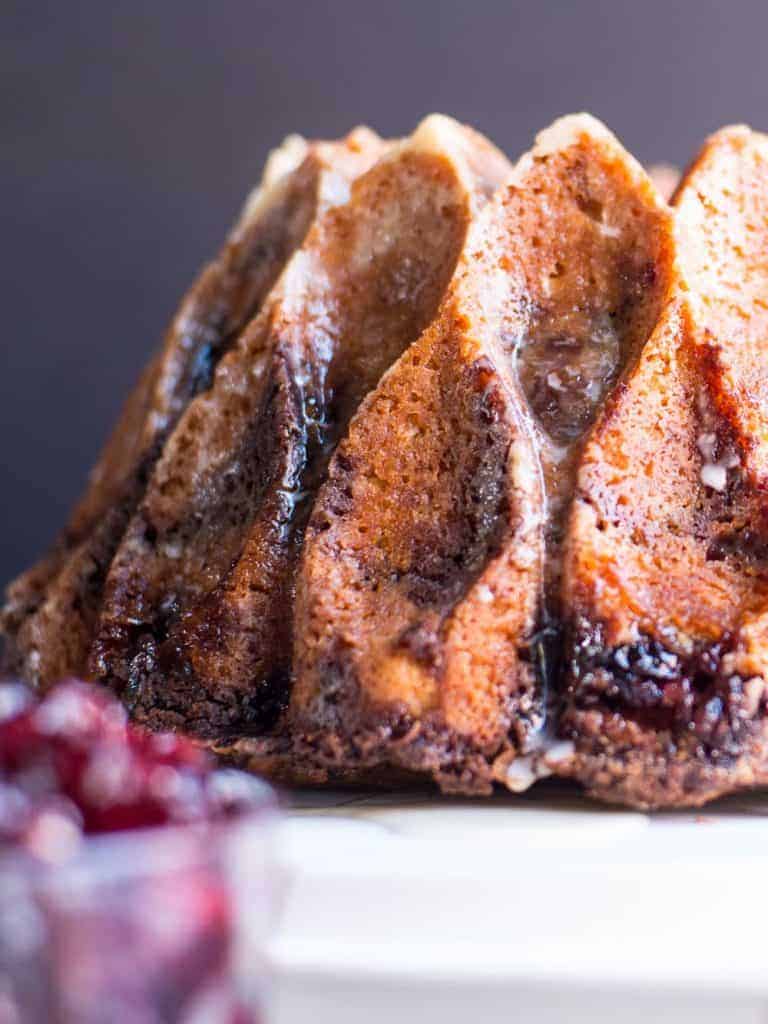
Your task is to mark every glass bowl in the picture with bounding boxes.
[0,772,281,1024]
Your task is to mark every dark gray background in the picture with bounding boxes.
[2,0,765,586]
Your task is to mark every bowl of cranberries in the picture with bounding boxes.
[0,680,280,1024]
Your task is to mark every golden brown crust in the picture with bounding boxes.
[293,115,674,793]
[89,117,511,738]
[560,126,768,808]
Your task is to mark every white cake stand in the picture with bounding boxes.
[268,784,768,1024]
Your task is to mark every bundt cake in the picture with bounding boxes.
[6,112,768,809]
